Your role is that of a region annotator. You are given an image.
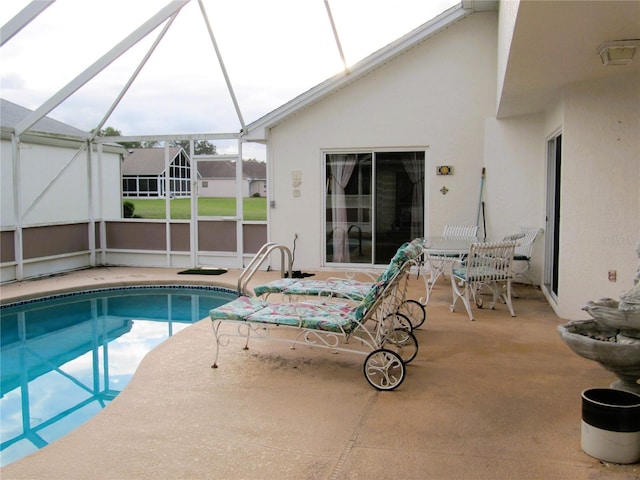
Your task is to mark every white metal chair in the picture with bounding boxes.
[501,232,524,298]
[502,232,525,242]
[450,241,517,321]
[425,225,479,290]
[443,224,479,238]
[511,227,543,285]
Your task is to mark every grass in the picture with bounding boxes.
[125,197,267,220]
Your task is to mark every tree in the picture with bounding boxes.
[170,140,217,155]
[95,126,142,149]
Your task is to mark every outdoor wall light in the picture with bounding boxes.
[598,40,639,66]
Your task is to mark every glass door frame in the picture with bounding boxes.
[322,147,426,268]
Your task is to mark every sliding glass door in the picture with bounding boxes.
[325,150,425,266]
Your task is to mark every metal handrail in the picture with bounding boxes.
[238,242,293,296]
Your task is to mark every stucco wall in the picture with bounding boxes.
[266,12,500,270]
[556,72,640,318]
[496,0,520,105]
[483,113,546,281]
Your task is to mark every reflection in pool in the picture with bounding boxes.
[0,286,237,467]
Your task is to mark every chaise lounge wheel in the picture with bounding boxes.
[398,299,426,329]
[383,328,419,364]
[384,312,413,332]
[363,349,405,391]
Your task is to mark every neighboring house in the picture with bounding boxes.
[197,156,267,197]
[0,99,124,282]
[122,147,191,198]
[245,0,639,319]
[122,150,266,198]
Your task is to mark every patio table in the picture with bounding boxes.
[421,236,477,304]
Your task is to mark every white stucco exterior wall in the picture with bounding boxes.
[496,0,519,105]
[266,12,501,270]
[483,113,546,282]
[555,72,640,318]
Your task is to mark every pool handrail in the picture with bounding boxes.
[238,242,293,296]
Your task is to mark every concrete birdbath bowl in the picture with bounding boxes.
[558,255,640,394]
[558,318,640,394]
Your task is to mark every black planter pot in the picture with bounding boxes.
[581,388,640,464]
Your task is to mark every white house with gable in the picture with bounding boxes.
[245,0,639,319]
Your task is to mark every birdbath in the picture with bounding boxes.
[558,242,640,394]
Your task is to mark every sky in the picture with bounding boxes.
[1,0,459,159]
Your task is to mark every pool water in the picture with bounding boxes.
[0,285,237,467]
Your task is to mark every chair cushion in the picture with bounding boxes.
[452,266,511,281]
[253,278,298,297]
[245,301,358,333]
[210,296,269,320]
[210,296,358,333]
[282,279,372,300]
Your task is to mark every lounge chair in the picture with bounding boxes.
[252,238,426,329]
[210,254,420,391]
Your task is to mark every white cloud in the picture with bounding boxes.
[1,0,459,158]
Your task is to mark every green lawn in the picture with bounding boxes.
[125,197,267,220]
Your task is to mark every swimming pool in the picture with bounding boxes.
[0,285,237,467]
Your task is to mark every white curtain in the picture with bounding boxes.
[403,153,424,240]
[330,155,357,262]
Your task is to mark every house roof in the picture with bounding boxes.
[123,148,266,179]
[245,2,496,140]
[122,147,183,175]
[198,159,266,180]
[0,98,88,139]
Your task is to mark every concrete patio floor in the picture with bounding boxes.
[1,266,639,479]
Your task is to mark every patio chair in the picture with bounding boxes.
[449,240,517,321]
[424,224,479,289]
[501,231,524,297]
[511,226,543,285]
[210,255,420,391]
[443,224,479,238]
[252,238,426,329]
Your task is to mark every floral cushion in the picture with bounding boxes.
[246,301,358,333]
[210,296,269,320]
[210,296,358,333]
[253,278,298,297]
[283,279,372,300]
[354,277,389,321]
[253,239,421,300]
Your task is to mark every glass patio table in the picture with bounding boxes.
[420,236,478,304]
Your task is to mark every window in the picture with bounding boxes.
[325,150,424,265]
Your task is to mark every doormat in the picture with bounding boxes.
[178,268,227,275]
[285,271,315,278]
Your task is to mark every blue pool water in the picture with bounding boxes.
[0,285,237,467]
